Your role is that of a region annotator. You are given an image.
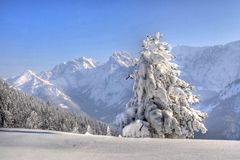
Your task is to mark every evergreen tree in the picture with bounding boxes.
[117,32,207,138]
[107,126,112,136]
[86,125,93,134]
[26,111,40,129]
[72,122,79,133]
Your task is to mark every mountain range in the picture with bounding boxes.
[6,41,240,139]
[7,51,136,123]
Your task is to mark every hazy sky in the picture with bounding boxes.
[0,0,240,78]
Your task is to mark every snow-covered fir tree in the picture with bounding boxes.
[86,125,93,135]
[107,126,112,136]
[26,111,40,129]
[117,32,207,138]
[72,122,79,133]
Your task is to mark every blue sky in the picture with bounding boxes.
[0,0,240,78]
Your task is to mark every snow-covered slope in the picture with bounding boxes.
[7,70,80,111]
[0,128,239,160]
[219,79,240,100]
[198,79,240,140]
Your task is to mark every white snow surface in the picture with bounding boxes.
[0,128,240,160]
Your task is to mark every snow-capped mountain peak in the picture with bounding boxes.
[108,51,136,68]
[50,56,97,76]
[75,57,97,69]
[9,70,52,88]
[24,69,35,75]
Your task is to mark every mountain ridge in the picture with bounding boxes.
[7,51,136,123]
[7,70,80,111]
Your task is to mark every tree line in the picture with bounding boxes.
[0,80,109,135]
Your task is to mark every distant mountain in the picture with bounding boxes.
[171,40,240,102]
[7,51,136,123]
[40,57,98,89]
[172,40,240,95]
[197,79,240,140]
[66,52,136,122]
[172,41,240,140]
[44,51,136,122]
[7,70,80,111]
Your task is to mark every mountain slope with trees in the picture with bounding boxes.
[0,80,108,135]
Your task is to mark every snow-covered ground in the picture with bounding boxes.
[0,128,239,160]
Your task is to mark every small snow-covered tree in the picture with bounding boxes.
[85,125,93,135]
[118,32,207,138]
[107,126,112,136]
[3,110,13,128]
[72,122,79,133]
[26,111,40,129]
